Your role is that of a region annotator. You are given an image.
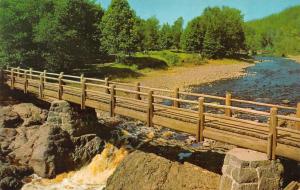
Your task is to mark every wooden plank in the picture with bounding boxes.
[152,114,195,134]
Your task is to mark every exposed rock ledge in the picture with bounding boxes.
[106,150,221,190]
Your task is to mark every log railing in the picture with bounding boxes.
[1,67,300,161]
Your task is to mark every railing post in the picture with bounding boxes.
[197,97,205,142]
[110,84,116,117]
[17,66,20,78]
[173,87,179,108]
[105,77,110,94]
[43,70,47,83]
[225,92,232,117]
[81,77,86,109]
[29,68,32,79]
[80,74,84,82]
[269,107,278,160]
[135,82,141,100]
[267,134,273,160]
[24,70,28,93]
[58,72,64,100]
[296,103,300,130]
[147,90,154,127]
[39,73,44,98]
[10,68,14,90]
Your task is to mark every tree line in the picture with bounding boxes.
[0,0,246,71]
[245,5,300,56]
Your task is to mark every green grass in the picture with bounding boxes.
[75,50,244,81]
[135,50,205,66]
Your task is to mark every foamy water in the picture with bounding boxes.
[22,143,128,190]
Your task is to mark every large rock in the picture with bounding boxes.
[12,124,73,178]
[106,150,220,190]
[0,128,17,155]
[0,103,47,128]
[0,100,104,179]
[220,148,284,190]
[71,134,105,168]
[28,124,74,178]
[47,100,98,136]
[12,103,47,127]
[0,106,22,128]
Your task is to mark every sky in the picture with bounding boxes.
[97,0,300,25]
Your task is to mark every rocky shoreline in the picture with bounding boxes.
[125,60,253,91]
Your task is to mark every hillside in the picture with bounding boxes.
[245,5,300,55]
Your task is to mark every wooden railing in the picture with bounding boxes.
[1,66,300,161]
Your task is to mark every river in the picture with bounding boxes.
[191,56,300,111]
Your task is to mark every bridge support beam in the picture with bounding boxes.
[220,148,283,190]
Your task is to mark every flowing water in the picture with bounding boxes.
[22,143,128,190]
[191,56,300,112]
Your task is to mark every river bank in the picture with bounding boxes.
[120,59,253,91]
[288,55,300,64]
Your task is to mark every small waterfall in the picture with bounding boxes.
[22,143,128,190]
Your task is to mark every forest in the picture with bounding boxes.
[245,5,300,56]
[0,0,299,72]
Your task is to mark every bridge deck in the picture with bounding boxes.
[1,67,300,161]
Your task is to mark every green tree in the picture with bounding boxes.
[171,17,184,50]
[100,0,137,61]
[34,0,104,71]
[159,23,173,49]
[245,6,300,55]
[180,16,205,52]
[142,17,160,51]
[0,0,43,68]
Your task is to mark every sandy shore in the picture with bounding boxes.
[288,55,300,63]
[126,59,252,91]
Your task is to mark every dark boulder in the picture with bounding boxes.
[0,162,32,190]
[47,100,98,136]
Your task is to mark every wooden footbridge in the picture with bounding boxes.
[1,67,300,161]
